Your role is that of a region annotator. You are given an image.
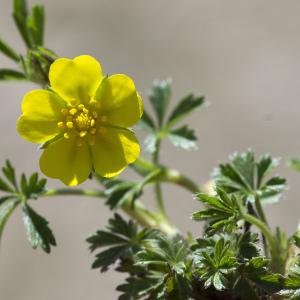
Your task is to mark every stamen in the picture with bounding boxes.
[78,104,85,110]
[57,121,65,129]
[90,119,95,127]
[83,108,89,114]
[69,108,77,115]
[64,133,70,139]
[79,131,87,138]
[66,121,74,129]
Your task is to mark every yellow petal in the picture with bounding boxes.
[39,136,92,186]
[49,55,102,104]
[91,127,140,177]
[94,74,143,127]
[17,90,66,143]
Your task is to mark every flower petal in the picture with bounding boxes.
[17,90,66,143]
[94,74,143,127]
[49,55,102,104]
[40,136,92,186]
[91,127,140,177]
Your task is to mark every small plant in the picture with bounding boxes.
[0,0,300,299]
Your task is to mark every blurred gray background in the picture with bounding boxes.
[1,0,300,299]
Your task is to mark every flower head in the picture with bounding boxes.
[17,55,142,186]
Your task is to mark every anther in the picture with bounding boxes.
[78,104,85,110]
[64,133,70,139]
[90,119,95,127]
[79,131,87,138]
[83,108,89,114]
[66,121,74,129]
[57,121,65,129]
[69,108,77,115]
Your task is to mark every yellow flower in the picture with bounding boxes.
[17,55,142,186]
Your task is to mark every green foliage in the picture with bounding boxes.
[0,69,26,81]
[168,125,197,150]
[100,169,163,209]
[140,79,205,153]
[0,0,56,85]
[193,238,237,290]
[192,187,242,235]
[214,150,286,205]
[22,203,56,253]
[87,214,159,272]
[0,161,54,253]
[0,38,20,62]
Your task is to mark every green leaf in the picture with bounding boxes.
[213,150,286,205]
[192,188,241,235]
[0,69,26,81]
[27,5,44,46]
[289,158,300,172]
[167,94,205,127]
[87,214,158,272]
[168,125,197,150]
[13,0,32,48]
[233,277,260,300]
[117,276,159,300]
[22,204,56,253]
[103,169,162,209]
[2,160,18,190]
[0,38,20,62]
[148,79,172,127]
[0,198,18,239]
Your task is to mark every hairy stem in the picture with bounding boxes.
[132,158,200,193]
[42,188,177,235]
[152,138,169,219]
[242,213,274,254]
[254,193,269,256]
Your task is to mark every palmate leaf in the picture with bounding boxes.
[0,69,26,81]
[213,150,286,205]
[135,235,192,299]
[193,238,237,291]
[102,169,162,209]
[168,125,197,150]
[22,203,56,253]
[87,214,159,272]
[192,187,242,235]
[0,38,20,62]
[167,94,205,127]
[148,79,172,127]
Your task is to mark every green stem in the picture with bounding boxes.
[152,138,168,219]
[42,188,177,235]
[254,194,268,226]
[132,158,200,193]
[242,213,274,252]
[254,193,269,256]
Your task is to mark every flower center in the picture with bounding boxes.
[57,101,107,146]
